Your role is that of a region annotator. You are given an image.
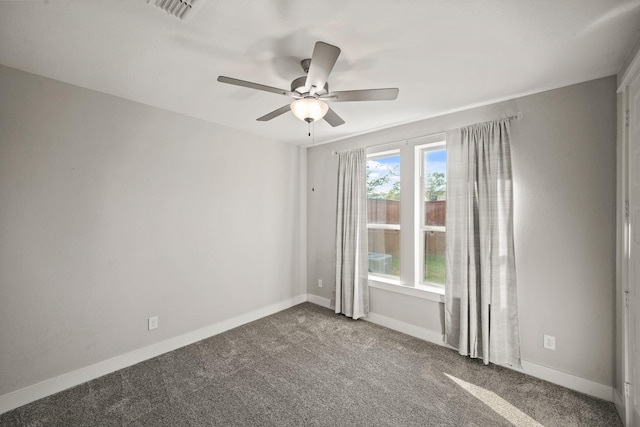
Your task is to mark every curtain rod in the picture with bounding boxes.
[331,112,522,156]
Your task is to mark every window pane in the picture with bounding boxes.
[423,149,446,226]
[422,147,446,286]
[423,230,445,285]
[367,153,400,279]
[367,154,400,225]
[425,200,446,227]
[368,229,400,277]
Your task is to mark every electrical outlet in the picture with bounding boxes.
[543,334,556,350]
[148,316,159,331]
[318,279,323,288]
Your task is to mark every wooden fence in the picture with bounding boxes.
[367,199,446,258]
[367,199,445,226]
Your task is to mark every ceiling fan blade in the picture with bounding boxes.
[323,107,345,127]
[320,88,399,102]
[257,105,291,121]
[305,42,341,93]
[217,76,299,98]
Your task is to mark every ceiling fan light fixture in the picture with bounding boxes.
[290,98,329,123]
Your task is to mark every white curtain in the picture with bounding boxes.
[335,148,369,319]
[445,119,521,367]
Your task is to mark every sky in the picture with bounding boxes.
[367,149,446,194]
[425,149,446,175]
[367,155,400,194]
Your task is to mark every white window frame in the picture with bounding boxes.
[364,136,446,301]
[366,149,401,281]
[415,140,446,288]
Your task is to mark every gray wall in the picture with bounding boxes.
[0,65,305,396]
[307,76,617,386]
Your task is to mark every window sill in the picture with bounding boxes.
[368,276,445,303]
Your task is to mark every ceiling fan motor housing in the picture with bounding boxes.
[301,58,311,73]
[291,76,328,96]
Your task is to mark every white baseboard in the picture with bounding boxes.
[613,387,627,424]
[363,310,613,402]
[306,293,331,309]
[0,294,307,415]
[513,360,613,402]
[365,311,452,349]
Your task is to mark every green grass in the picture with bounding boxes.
[374,253,443,284]
[391,255,400,276]
[424,253,445,285]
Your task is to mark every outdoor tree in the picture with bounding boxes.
[425,172,446,201]
[366,167,400,200]
[385,180,400,201]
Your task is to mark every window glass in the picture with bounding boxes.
[423,230,445,284]
[368,229,400,276]
[421,148,446,286]
[366,153,400,278]
[423,149,446,206]
[366,154,400,223]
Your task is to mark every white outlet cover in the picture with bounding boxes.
[543,334,556,350]
[148,316,159,330]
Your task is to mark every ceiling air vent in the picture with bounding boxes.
[147,0,203,20]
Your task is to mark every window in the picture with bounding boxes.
[366,151,400,279]
[418,143,446,286]
[365,138,446,293]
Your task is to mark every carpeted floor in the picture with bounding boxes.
[0,302,622,426]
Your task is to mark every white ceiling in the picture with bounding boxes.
[1,0,640,146]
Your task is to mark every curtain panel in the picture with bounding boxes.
[445,119,521,367]
[335,148,369,319]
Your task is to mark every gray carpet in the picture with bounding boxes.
[0,302,622,426]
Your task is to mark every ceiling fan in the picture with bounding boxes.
[217,41,399,127]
